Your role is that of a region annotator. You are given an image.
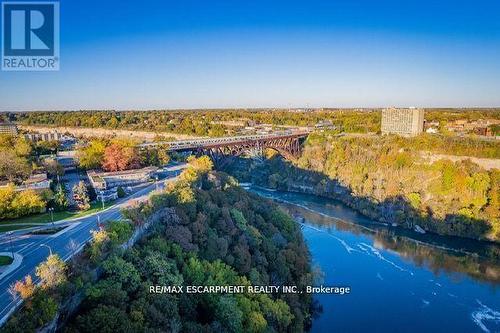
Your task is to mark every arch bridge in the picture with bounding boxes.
[139,131,310,161]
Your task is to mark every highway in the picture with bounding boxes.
[0,163,186,325]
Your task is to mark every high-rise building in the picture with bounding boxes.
[381,107,424,137]
[0,122,18,135]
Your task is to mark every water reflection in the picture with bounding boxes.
[252,187,500,285]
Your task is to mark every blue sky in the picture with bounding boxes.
[1,0,500,110]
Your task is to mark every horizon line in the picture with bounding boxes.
[2,106,500,113]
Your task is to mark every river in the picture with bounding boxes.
[247,186,500,333]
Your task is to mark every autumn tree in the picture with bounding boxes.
[10,190,46,217]
[102,143,140,172]
[89,228,110,260]
[12,275,35,300]
[36,254,67,289]
[0,150,31,183]
[78,140,106,169]
[187,155,213,173]
[0,186,47,219]
[0,134,32,184]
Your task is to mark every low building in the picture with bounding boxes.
[0,173,52,192]
[18,173,52,191]
[315,120,336,130]
[24,132,63,142]
[87,166,158,191]
[474,127,493,137]
[381,107,424,137]
[43,154,78,172]
[445,119,499,136]
[0,122,18,135]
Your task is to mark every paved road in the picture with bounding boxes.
[0,163,186,325]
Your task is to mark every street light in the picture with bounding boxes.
[48,207,54,227]
[40,244,52,256]
[6,231,14,258]
[155,175,159,191]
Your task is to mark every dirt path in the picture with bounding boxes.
[420,152,500,170]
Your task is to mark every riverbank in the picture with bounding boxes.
[224,147,500,243]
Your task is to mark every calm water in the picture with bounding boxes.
[248,186,500,333]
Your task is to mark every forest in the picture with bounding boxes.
[2,157,314,332]
[225,133,500,242]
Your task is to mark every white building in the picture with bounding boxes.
[381,107,424,137]
[87,167,158,191]
[0,122,18,135]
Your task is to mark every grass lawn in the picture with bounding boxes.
[0,201,115,232]
[0,255,13,266]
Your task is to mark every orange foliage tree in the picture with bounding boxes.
[12,275,35,300]
[102,143,141,172]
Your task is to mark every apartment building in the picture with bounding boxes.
[381,107,424,137]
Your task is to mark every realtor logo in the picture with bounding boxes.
[2,1,59,71]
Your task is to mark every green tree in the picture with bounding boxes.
[215,295,243,332]
[116,186,126,198]
[107,220,133,244]
[43,159,64,178]
[102,256,141,292]
[75,304,133,332]
[54,184,68,211]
